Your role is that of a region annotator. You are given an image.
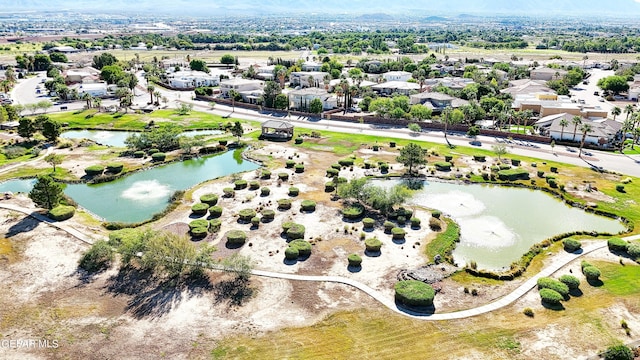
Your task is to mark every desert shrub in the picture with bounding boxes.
[523,308,534,317]
[602,344,634,360]
[294,164,305,173]
[289,239,312,256]
[621,177,633,184]
[133,150,145,158]
[537,170,545,178]
[391,227,406,240]
[294,137,303,144]
[326,168,339,177]
[390,141,396,148]
[379,163,389,172]
[434,161,452,171]
[288,187,299,196]
[2,145,27,159]
[151,152,166,161]
[550,166,558,173]
[260,187,271,196]
[209,219,222,232]
[473,155,486,162]
[260,209,275,221]
[234,179,248,190]
[397,216,406,225]
[199,193,219,206]
[277,198,292,210]
[431,210,441,219]
[539,288,563,305]
[383,221,395,233]
[261,169,271,179]
[537,277,569,297]
[583,265,601,281]
[581,260,592,270]
[342,204,365,219]
[190,227,208,238]
[338,158,355,167]
[562,238,582,252]
[47,205,75,221]
[189,219,209,230]
[209,206,223,218]
[324,182,336,192]
[364,162,372,169]
[284,246,299,260]
[627,243,640,261]
[365,237,383,252]
[226,230,247,245]
[331,163,342,170]
[282,221,296,232]
[497,168,529,181]
[608,237,628,252]
[362,217,375,229]
[547,178,558,188]
[251,216,260,226]
[444,155,453,162]
[78,240,114,273]
[285,160,296,168]
[148,148,160,155]
[410,217,421,227]
[249,181,260,190]
[219,140,228,146]
[238,208,257,222]
[278,172,289,181]
[559,274,580,290]
[429,217,442,231]
[84,165,104,176]
[105,163,124,173]
[511,159,521,166]
[223,187,234,197]
[616,184,625,192]
[286,224,306,240]
[394,280,436,307]
[191,202,210,216]
[300,200,316,212]
[348,254,362,266]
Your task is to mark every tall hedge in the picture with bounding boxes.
[607,237,628,252]
[539,288,563,305]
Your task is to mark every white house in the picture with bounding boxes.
[371,81,420,96]
[535,113,620,145]
[382,71,412,82]
[166,70,219,89]
[219,78,264,97]
[289,71,329,88]
[71,82,108,97]
[288,88,337,111]
[301,61,322,72]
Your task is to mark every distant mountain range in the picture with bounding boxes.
[6,0,640,17]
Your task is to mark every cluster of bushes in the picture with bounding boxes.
[106,163,124,174]
[394,280,436,307]
[238,208,257,222]
[84,165,104,176]
[497,168,529,181]
[608,237,640,262]
[537,274,581,306]
[282,221,305,240]
[285,239,312,260]
[581,260,601,281]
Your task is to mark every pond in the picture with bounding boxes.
[383,180,626,270]
[0,149,259,223]
[60,129,223,147]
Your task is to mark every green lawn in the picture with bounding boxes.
[596,261,640,296]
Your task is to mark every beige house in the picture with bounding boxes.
[289,71,329,88]
[288,88,337,111]
[530,67,568,81]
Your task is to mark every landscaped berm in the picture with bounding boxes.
[1,111,639,360]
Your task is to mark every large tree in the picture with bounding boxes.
[262,80,281,108]
[29,175,64,210]
[42,118,61,143]
[44,154,63,172]
[92,52,118,70]
[220,54,235,65]
[231,121,244,141]
[397,142,427,174]
[597,75,629,94]
[309,98,323,114]
[189,59,209,73]
[17,117,35,139]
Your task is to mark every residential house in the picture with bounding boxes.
[48,46,80,54]
[166,70,219,89]
[219,78,264,97]
[409,92,469,113]
[530,67,568,81]
[289,71,329,88]
[70,82,108,97]
[501,79,554,97]
[513,93,608,118]
[301,61,322,72]
[371,81,420,96]
[64,67,101,84]
[423,77,475,91]
[535,113,620,146]
[382,71,412,82]
[288,88,337,111]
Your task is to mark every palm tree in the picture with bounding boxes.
[578,123,593,157]
[441,107,453,147]
[571,116,582,142]
[612,106,621,122]
[275,66,287,89]
[153,91,161,105]
[624,104,634,121]
[147,84,155,104]
[559,118,568,141]
[323,74,331,91]
[228,89,239,112]
[93,98,102,112]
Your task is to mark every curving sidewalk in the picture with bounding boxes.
[2,201,638,320]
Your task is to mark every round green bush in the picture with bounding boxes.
[261,170,271,179]
[234,179,248,190]
[583,266,601,280]
[285,160,296,168]
[47,205,75,221]
[379,163,389,172]
[209,206,223,218]
[539,288,563,305]
[550,166,558,173]
[189,219,209,230]
[190,227,208,238]
[602,344,634,360]
[209,219,222,232]
[300,200,316,212]
[511,159,521,166]
[199,193,219,206]
[397,216,406,225]
[559,275,580,290]
[148,148,160,155]
[278,172,289,181]
[473,155,486,162]
[444,155,453,162]
[410,217,421,227]
[607,237,628,252]
[627,243,640,261]
[249,181,260,190]
[238,208,257,222]
[251,216,260,226]
[277,198,292,210]
[284,246,299,260]
[191,202,210,216]
[616,184,626,193]
[325,182,336,192]
[226,230,247,245]
[338,158,355,167]
[562,238,582,252]
[391,227,406,240]
[106,163,124,173]
[288,187,300,196]
[326,168,339,177]
[394,280,436,307]
[362,217,375,229]
[219,140,228,146]
[260,209,275,221]
[260,187,271,196]
[286,223,306,240]
[222,187,234,197]
[348,254,362,267]
[282,221,296,232]
[431,210,441,219]
[84,165,104,176]
[294,137,303,144]
[289,240,312,256]
[536,277,569,298]
[383,220,395,232]
[295,164,305,173]
[342,204,364,219]
[133,150,145,158]
[331,163,342,170]
[434,161,452,171]
[151,152,166,162]
[365,237,382,252]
